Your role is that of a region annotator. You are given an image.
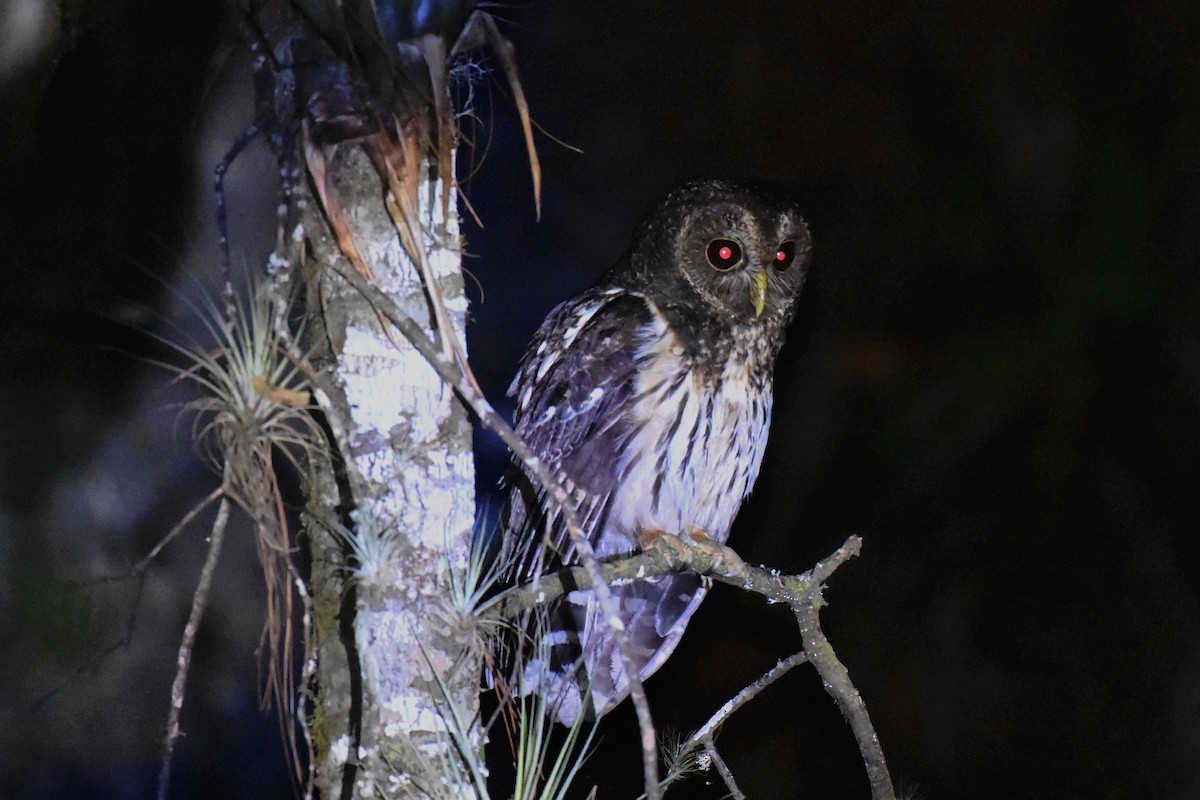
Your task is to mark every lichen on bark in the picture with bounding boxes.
[301,141,480,799]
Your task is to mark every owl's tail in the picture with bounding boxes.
[519,573,710,727]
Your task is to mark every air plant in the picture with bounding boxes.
[146,274,323,797]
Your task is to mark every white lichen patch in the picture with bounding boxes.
[341,325,449,438]
[328,734,354,765]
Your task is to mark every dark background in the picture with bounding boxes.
[3,1,1199,798]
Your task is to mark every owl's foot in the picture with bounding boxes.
[687,529,747,575]
[639,528,691,561]
[639,529,746,575]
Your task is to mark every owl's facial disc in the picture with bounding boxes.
[652,187,810,326]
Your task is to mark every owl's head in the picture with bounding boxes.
[623,179,812,329]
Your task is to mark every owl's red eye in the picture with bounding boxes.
[774,240,796,270]
[705,238,743,271]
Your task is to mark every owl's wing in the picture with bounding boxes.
[500,286,653,580]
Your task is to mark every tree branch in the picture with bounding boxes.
[156,478,233,800]
[489,533,894,799]
[486,534,861,620]
[701,736,744,800]
[691,651,809,745]
[797,598,895,800]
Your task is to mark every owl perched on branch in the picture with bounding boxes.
[500,179,812,725]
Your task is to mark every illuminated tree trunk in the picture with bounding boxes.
[300,143,481,798]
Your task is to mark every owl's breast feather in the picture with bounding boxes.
[606,306,773,553]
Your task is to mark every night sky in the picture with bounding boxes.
[2,1,1199,798]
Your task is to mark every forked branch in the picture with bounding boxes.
[493,534,896,800]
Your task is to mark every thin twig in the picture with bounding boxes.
[692,651,809,745]
[655,651,808,798]
[701,735,744,800]
[32,488,226,716]
[325,255,664,799]
[92,485,224,582]
[809,536,864,585]
[156,480,233,800]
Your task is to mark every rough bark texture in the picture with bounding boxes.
[301,143,480,799]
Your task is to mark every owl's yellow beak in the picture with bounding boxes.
[749,269,768,317]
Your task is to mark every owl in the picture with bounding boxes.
[499,178,812,726]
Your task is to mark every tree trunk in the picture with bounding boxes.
[301,142,480,799]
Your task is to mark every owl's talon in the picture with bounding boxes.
[640,529,691,562]
[688,529,746,574]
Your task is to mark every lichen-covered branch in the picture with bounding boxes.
[487,534,858,619]
[490,533,895,799]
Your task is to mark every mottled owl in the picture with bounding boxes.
[499,178,812,725]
